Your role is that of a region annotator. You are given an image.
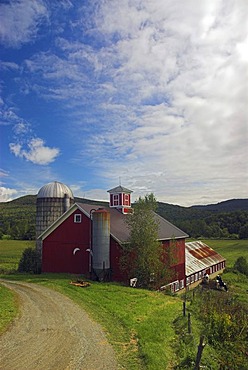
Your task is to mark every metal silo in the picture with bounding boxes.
[92,208,110,281]
[36,181,74,264]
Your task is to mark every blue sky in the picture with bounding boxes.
[0,0,247,206]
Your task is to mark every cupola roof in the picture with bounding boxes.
[107,185,133,194]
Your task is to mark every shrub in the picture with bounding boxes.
[18,247,40,273]
[234,256,248,276]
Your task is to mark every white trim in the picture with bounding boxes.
[74,214,82,223]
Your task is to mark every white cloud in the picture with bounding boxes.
[0,187,18,202]
[9,138,60,165]
[0,0,49,48]
[2,0,247,205]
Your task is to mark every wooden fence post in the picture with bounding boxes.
[188,312,191,334]
[183,301,186,317]
[194,335,206,370]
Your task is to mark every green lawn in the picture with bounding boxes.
[0,239,247,369]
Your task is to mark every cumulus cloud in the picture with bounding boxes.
[0,187,18,202]
[9,138,60,165]
[0,0,49,48]
[2,0,247,205]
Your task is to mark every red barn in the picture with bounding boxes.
[36,183,226,291]
[37,185,188,287]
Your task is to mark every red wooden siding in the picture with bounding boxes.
[110,237,128,281]
[42,210,90,274]
[161,238,186,282]
[110,194,113,207]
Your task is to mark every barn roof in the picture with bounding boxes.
[77,203,188,243]
[185,241,225,276]
[38,201,188,242]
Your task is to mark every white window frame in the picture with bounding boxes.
[174,280,179,292]
[113,194,119,206]
[74,214,82,223]
[124,194,129,205]
[180,279,184,289]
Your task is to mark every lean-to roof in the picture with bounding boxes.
[185,241,225,276]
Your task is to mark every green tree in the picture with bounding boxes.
[239,223,248,239]
[123,193,165,288]
[234,256,248,276]
[18,247,40,273]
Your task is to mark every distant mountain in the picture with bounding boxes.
[0,195,247,239]
[2,195,248,212]
[191,199,248,212]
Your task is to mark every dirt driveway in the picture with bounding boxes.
[0,280,118,370]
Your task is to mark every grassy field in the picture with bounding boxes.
[0,240,35,273]
[201,239,248,268]
[0,239,247,369]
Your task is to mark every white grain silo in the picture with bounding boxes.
[92,208,110,281]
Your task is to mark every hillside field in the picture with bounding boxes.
[0,239,248,369]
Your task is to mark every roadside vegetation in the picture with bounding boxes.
[0,239,248,369]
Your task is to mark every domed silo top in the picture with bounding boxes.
[37,181,74,199]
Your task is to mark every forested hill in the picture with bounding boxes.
[0,195,248,240]
[191,199,248,212]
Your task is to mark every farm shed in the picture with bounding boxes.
[184,241,226,290]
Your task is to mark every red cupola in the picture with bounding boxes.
[107,185,133,214]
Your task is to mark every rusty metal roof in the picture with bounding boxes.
[77,203,188,243]
[185,241,225,276]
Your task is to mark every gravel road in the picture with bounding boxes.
[0,280,118,370]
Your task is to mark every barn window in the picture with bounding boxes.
[113,194,119,206]
[186,277,190,286]
[74,214,82,223]
[124,194,129,205]
[174,281,179,292]
[180,279,184,289]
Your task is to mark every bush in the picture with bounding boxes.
[234,256,248,276]
[18,247,40,273]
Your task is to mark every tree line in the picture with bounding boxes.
[0,195,247,240]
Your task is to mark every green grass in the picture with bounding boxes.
[0,283,19,334]
[0,273,181,369]
[0,240,35,272]
[1,239,247,369]
[201,239,248,268]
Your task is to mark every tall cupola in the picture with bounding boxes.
[107,185,133,214]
